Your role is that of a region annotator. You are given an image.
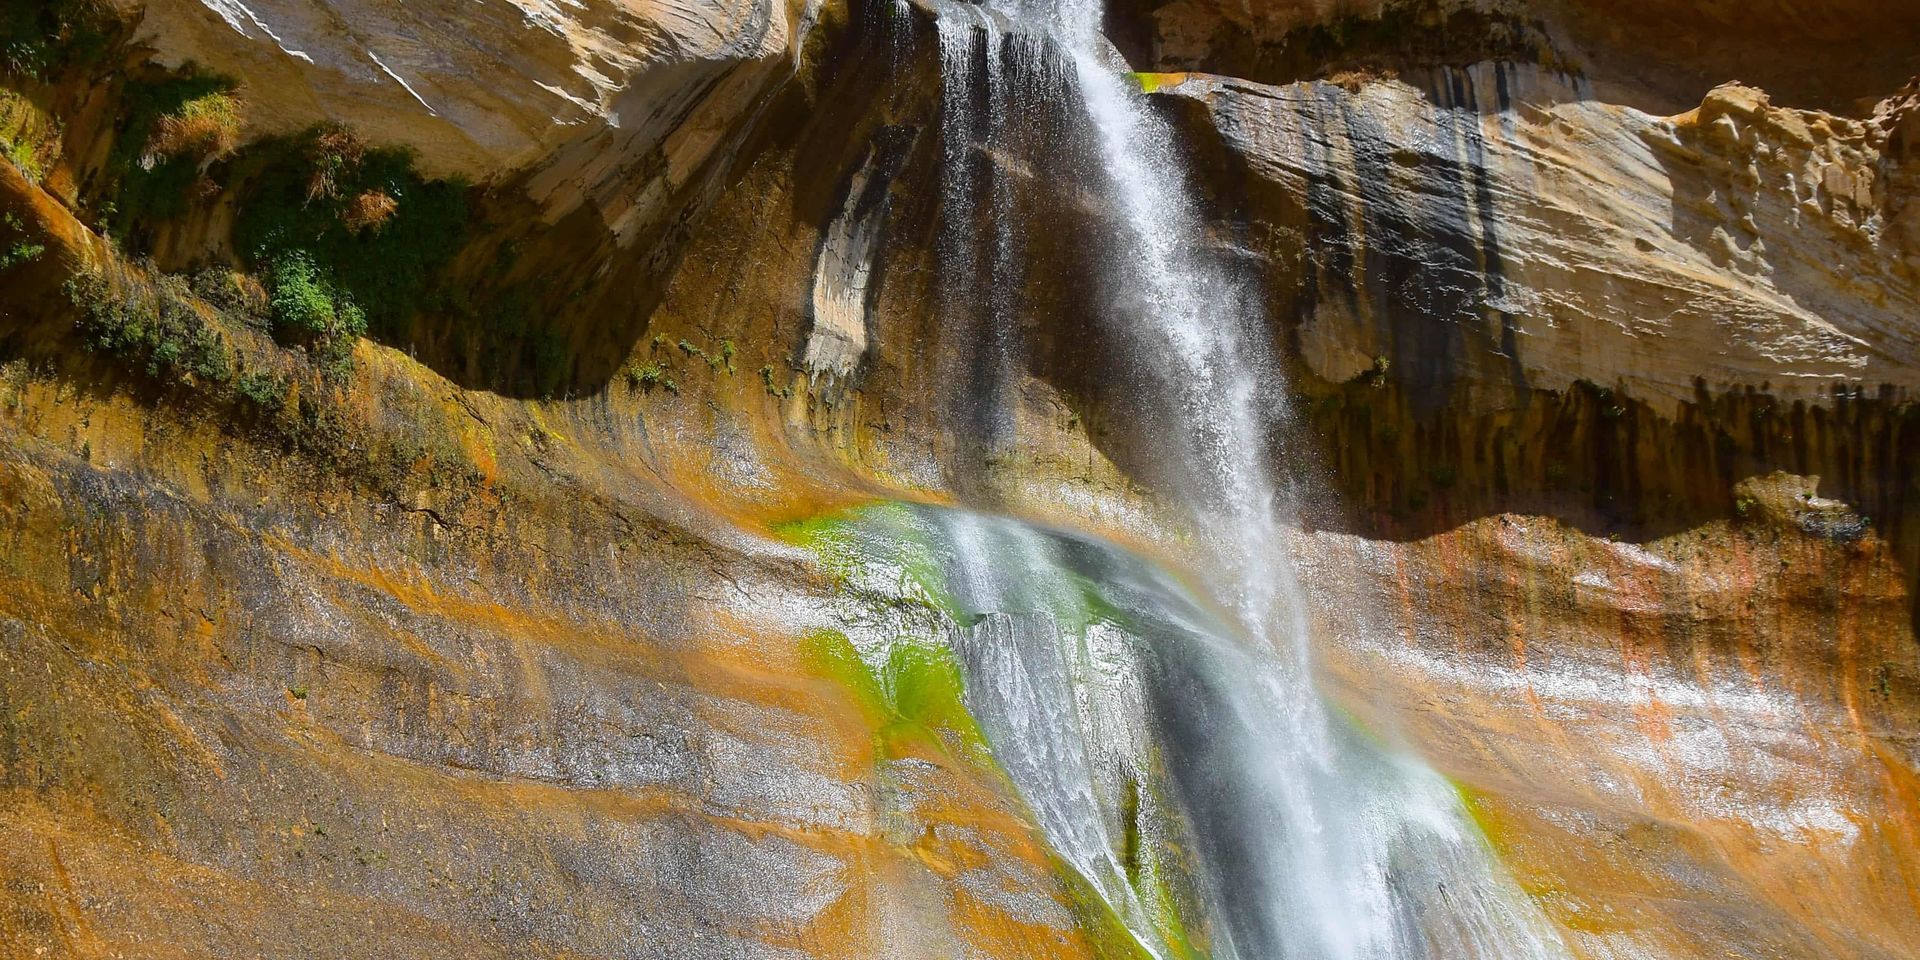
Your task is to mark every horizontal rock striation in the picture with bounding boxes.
[2,0,1918,957]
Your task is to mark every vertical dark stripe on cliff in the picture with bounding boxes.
[1470,63,1532,409]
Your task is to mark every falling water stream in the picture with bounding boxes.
[813,1,1575,957]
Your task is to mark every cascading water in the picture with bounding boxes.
[810,1,1576,957]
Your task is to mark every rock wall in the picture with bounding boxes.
[1162,67,1920,412]
[1109,0,1920,113]
[2,0,1918,957]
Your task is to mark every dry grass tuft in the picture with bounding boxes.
[306,126,367,202]
[142,92,241,167]
[341,189,398,234]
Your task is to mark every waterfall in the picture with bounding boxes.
[820,1,1577,957]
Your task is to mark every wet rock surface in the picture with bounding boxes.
[2,0,1918,956]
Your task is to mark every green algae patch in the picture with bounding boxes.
[778,503,967,621]
[1052,856,1160,960]
[799,628,989,765]
[799,628,886,719]
[1142,871,1207,960]
[1051,852,1210,960]
[1068,568,1137,633]
[774,509,866,584]
[1128,72,1187,94]
[1117,765,1209,960]
[1453,781,1511,852]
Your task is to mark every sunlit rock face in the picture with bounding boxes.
[133,0,820,261]
[3,0,1919,957]
[1298,492,1920,959]
[135,0,816,176]
[1161,67,1920,412]
[1130,42,1920,960]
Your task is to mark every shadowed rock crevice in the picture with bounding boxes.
[1102,0,1920,114]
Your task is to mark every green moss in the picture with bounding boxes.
[799,627,988,762]
[1129,72,1172,94]
[1451,781,1514,857]
[1051,856,1165,960]
[881,640,984,750]
[775,510,868,590]
[1138,867,1205,960]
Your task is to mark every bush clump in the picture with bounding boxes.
[1,90,58,182]
[0,211,45,270]
[267,251,365,377]
[106,70,241,234]
[189,265,270,326]
[1,0,116,80]
[140,90,241,168]
[68,269,233,385]
[234,125,469,338]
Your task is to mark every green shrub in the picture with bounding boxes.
[269,252,340,334]
[266,251,365,378]
[106,70,240,236]
[1,0,116,80]
[760,364,792,399]
[0,212,43,270]
[235,369,285,409]
[0,238,42,269]
[189,265,269,327]
[234,126,469,337]
[68,269,233,385]
[140,90,241,166]
[1,90,57,182]
[626,361,664,391]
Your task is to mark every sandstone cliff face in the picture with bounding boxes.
[1113,0,1920,113]
[1163,68,1920,411]
[133,0,815,178]
[2,0,1918,957]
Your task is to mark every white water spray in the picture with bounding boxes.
[890,1,1576,956]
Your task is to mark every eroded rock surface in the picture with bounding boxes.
[1158,67,1920,413]
[2,0,1918,957]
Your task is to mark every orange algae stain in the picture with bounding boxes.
[146,698,228,781]
[42,835,108,957]
[240,527,856,725]
[1864,739,1920,919]
[950,882,1100,960]
[782,878,880,959]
